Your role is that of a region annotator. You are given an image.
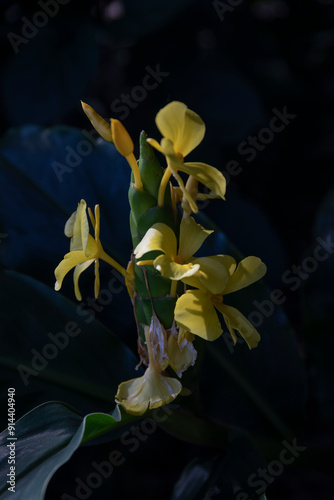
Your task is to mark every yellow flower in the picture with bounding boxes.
[134,216,213,281]
[174,256,267,348]
[55,199,130,300]
[115,317,182,415]
[147,101,226,211]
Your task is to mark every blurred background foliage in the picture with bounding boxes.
[0,0,334,498]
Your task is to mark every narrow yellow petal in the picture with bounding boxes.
[181,162,226,200]
[134,223,177,260]
[174,290,223,341]
[178,216,213,261]
[68,200,89,253]
[81,101,113,142]
[54,250,88,291]
[111,119,134,157]
[154,254,200,280]
[217,303,261,349]
[223,256,267,295]
[73,259,95,301]
[146,138,163,153]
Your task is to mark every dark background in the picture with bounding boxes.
[1,0,334,498]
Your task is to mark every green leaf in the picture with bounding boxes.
[0,401,139,500]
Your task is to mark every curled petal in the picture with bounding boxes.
[73,259,95,301]
[115,367,182,416]
[134,223,177,260]
[167,331,197,377]
[175,290,223,341]
[154,254,200,280]
[223,256,267,295]
[217,303,261,349]
[54,250,89,291]
[180,162,226,200]
[146,138,163,153]
[67,200,89,253]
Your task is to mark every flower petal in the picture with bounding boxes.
[181,162,226,200]
[154,254,200,280]
[73,259,95,301]
[223,256,267,295]
[178,216,213,261]
[182,256,233,294]
[111,119,134,157]
[156,101,205,157]
[217,303,261,349]
[68,200,89,253]
[54,250,88,291]
[134,223,177,260]
[146,138,163,153]
[115,367,182,416]
[174,290,223,341]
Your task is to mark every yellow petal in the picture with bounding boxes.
[156,101,205,157]
[178,216,213,261]
[154,254,200,280]
[223,256,267,295]
[81,101,113,142]
[134,223,177,260]
[174,290,223,341]
[181,162,226,200]
[182,256,233,294]
[217,303,261,349]
[167,331,197,377]
[54,250,88,291]
[115,367,182,416]
[73,259,95,301]
[111,119,134,157]
[146,138,163,153]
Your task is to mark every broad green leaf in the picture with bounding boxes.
[0,401,139,500]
